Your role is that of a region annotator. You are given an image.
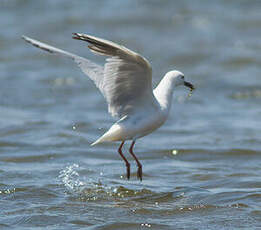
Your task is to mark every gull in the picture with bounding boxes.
[22,33,194,181]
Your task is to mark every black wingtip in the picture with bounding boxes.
[72,33,80,40]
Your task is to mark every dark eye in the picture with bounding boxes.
[181,76,184,79]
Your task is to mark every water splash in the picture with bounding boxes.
[58,164,85,192]
[0,187,16,195]
[58,163,153,202]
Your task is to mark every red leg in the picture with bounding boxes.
[118,141,130,180]
[129,141,142,181]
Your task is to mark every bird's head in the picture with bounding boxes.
[166,70,194,91]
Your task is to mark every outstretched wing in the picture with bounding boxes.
[23,34,155,118]
[22,36,105,93]
[73,33,155,118]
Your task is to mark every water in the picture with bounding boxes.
[1,0,261,229]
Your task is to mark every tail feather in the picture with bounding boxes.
[90,131,116,146]
[91,124,122,146]
[91,137,103,146]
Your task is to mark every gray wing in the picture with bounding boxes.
[22,36,105,92]
[73,33,155,118]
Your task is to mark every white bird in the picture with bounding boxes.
[22,33,194,181]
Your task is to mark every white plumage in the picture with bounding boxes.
[22,33,194,180]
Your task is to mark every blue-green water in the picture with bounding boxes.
[1,0,261,229]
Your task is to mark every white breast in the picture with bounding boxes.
[116,106,168,141]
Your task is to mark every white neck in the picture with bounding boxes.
[153,75,176,113]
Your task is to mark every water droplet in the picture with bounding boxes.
[187,88,194,98]
[172,149,178,155]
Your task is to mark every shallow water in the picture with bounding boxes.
[1,0,261,229]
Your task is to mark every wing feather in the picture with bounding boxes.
[23,34,156,118]
[73,33,155,118]
[22,36,105,93]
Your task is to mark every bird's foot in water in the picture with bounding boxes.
[137,165,142,181]
[126,163,130,180]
